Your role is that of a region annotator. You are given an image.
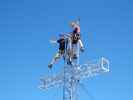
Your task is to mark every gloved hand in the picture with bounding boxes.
[80,47,85,52]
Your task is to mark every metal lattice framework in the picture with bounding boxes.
[39,33,109,100]
[39,57,109,100]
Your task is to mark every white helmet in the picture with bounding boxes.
[59,33,65,38]
[70,22,76,27]
[70,21,80,27]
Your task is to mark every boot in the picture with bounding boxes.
[67,58,72,65]
[73,54,78,59]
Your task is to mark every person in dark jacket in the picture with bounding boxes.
[48,34,66,69]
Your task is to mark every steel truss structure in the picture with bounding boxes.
[39,34,109,100]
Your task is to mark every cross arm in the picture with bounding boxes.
[75,57,109,80]
[39,72,64,90]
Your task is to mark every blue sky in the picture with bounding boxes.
[0,0,133,100]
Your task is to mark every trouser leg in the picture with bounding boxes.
[72,44,78,59]
[50,52,61,65]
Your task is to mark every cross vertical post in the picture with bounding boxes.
[39,37,109,100]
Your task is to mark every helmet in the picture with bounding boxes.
[59,33,65,38]
[70,22,76,27]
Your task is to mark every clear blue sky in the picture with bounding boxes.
[0,0,133,100]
